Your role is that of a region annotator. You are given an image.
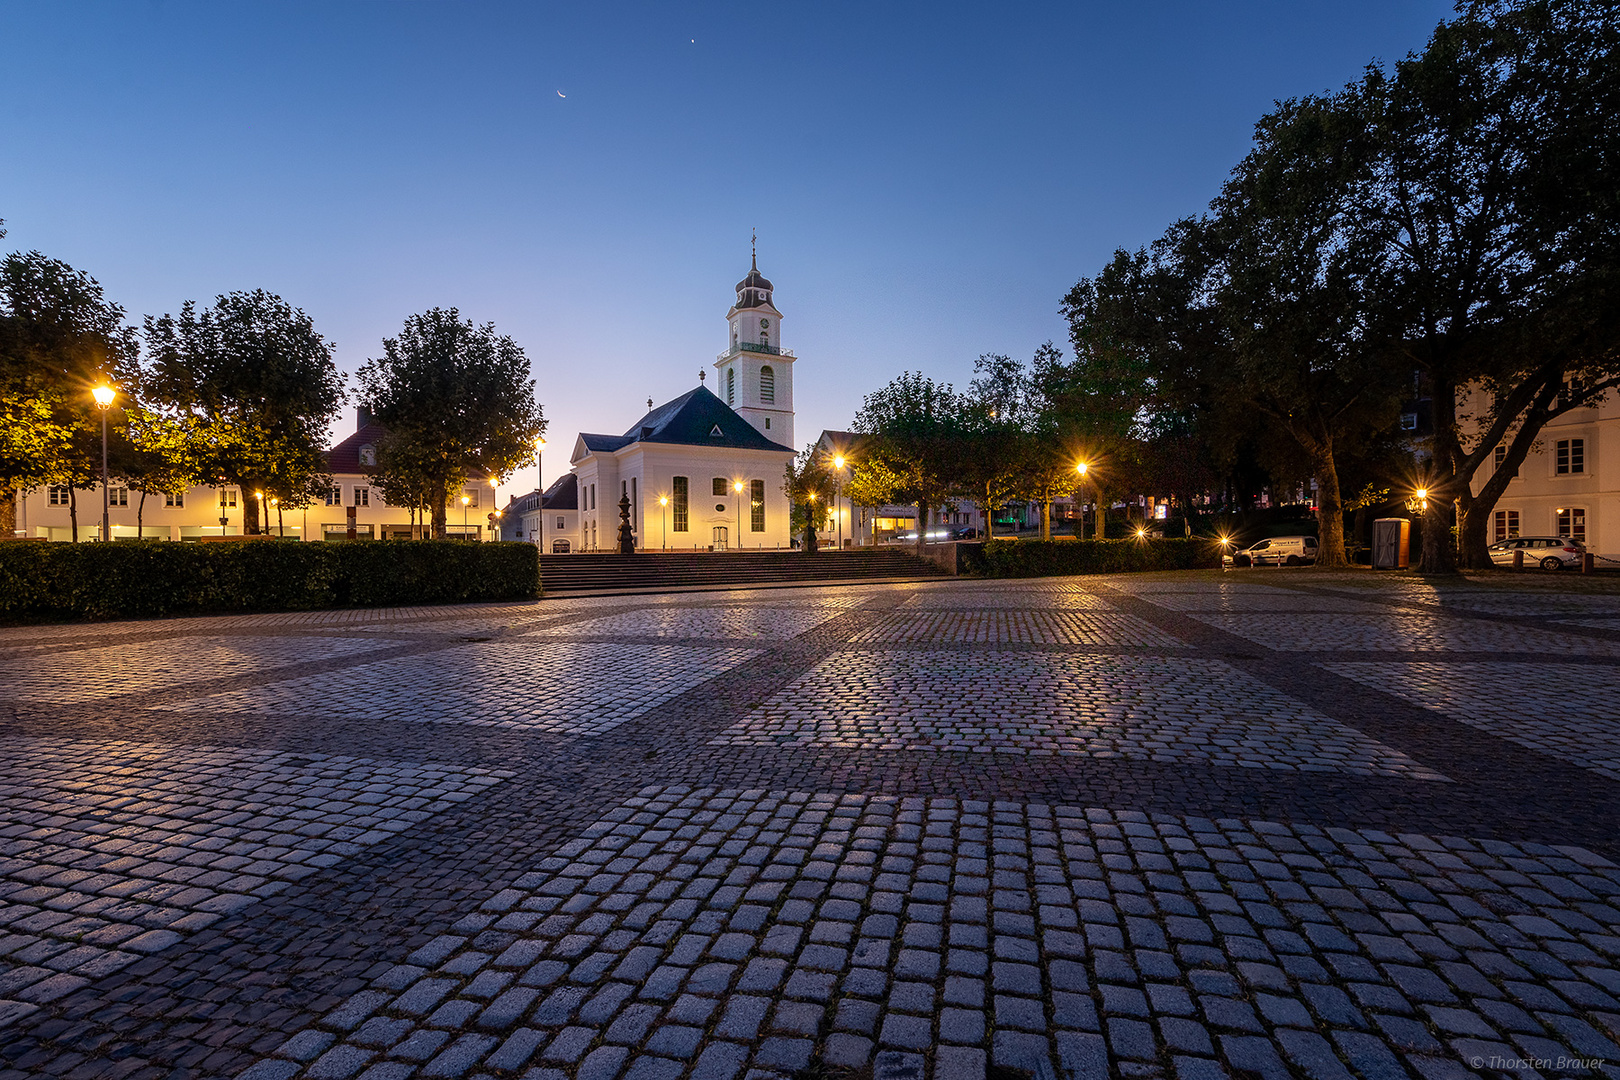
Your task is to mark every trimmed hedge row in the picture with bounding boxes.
[962,537,1221,578]
[0,540,541,621]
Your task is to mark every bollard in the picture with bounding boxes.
[1584,552,1595,574]
[1512,549,1524,571]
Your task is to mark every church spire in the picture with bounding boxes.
[751,227,757,272]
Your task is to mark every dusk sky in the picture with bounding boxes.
[2,1,1454,496]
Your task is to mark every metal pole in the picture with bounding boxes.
[537,447,543,553]
[836,477,842,551]
[100,407,110,542]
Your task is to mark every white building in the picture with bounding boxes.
[565,257,797,552]
[1469,390,1618,560]
[13,407,500,542]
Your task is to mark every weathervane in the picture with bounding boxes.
[699,369,706,383]
[751,227,757,270]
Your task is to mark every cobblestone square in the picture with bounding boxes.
[2,571,1619,1080]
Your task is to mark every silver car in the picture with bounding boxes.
[1488,536,1585,570]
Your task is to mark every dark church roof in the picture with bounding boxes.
[577,385,791,456]
[325,422,390,475]
[732,254,776,312]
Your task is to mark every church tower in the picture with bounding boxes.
[715,243,794,448]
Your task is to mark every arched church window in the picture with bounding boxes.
[760,366,775,404]
[727,367,735,405]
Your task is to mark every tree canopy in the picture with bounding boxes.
[356,308,545,538]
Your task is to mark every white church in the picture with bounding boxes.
[515,255,799,552]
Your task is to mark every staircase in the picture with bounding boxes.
[539,548,948,595]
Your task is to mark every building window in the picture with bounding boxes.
[712,477,729,497]
[109,487,128,507]
[760,365,775,404]
[1493,445,1519,479]
[556,516,564,529]
[1557,507,1586,543]
[727,367,735,405]
[354,487,369,506]
[47,485,70,506]
[1494,510,1519,542]
[165,491,184,507]
[750,479,765,532]
[589,483,596,511]
[672,476,689,532]
[324,485,341,506]
[1555,439,1585,475]
[765,417,771,429]
[359,444,376,467]
[219,489,238,508]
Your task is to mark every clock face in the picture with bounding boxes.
[759,319,769,329]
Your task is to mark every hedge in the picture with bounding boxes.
[962,537,1221,578]
[0,540,541,621]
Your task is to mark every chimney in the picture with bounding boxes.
[356,405,373,429]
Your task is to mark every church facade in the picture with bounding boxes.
[558,257,799,552]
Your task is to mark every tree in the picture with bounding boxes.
[144,290,344,535]
[850,372,967,556]
[1347,0,1620,571]
[962,353,1032,538]
[783,445,833,551]
[117,405,201,538]
[356,308,545,539]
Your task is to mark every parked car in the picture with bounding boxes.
[1224,535,1318,567]
[1487,536,1586,570]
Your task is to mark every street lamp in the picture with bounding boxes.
[254,490,264,536]
[461,494,470,537]
[832,454,846,550]
[535,436,547,552]
[734,480,744,550]
[659,495,668,550]
[1075,461,1090,540]
[91,386,115,542]
[489,476,499,541]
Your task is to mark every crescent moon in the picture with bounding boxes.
[557,90,566,98]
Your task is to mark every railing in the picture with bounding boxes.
[715,343,797,362]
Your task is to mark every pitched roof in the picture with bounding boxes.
[576,385,792,458]
[325,423,390,475]
[541,473,578,510]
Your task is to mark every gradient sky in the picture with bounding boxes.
[2,1,1454,497]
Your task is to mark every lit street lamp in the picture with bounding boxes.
[1075,461,1090,540]
[734,480,744,551]
[489,476,499,541]
[461,493,470,537]
[535,436,546,552]
[659,495,668,550]
[832,454,846,550]
[91,386,115,542]
[254,490,264,536]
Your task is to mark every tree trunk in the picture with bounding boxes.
[1313,448,1348,569]
[242,485,261,535]
[431,482,448,539]
[137,489,146,538]
[916,500,929,558]
[69,487,79,543]
[0,488,14,537]
[1039,499,1051,542]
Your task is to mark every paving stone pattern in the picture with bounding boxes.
[0,572,1619,1080]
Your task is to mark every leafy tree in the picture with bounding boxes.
[782,445,833,551]
[851,372,967,556]
[356,308,545,539]
[144,290,344,535]
[0,248,140,540]
[961,353,1031,538]
[117,405,201,537]
[1347,0,1620,571]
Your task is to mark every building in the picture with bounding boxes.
[562,256,797,552]
[501,475,579,552]
[1469,389,1617,559]
[13,406,500,542]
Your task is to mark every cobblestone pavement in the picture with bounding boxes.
[2,572,1620,1080]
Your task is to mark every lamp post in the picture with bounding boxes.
[91,386,115,542]
[254,490,264,536]
[270,496,282,538]
[461,494,470,537]
[659,495,668,550]
[833,454,845,550]
[734,480,744,551]
[535,436,546,553]
[1076,461,1090,540]
[489,476,499,541]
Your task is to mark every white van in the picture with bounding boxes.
[1227,535,1318,567]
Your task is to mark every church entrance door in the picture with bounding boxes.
[713,526,728,550]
